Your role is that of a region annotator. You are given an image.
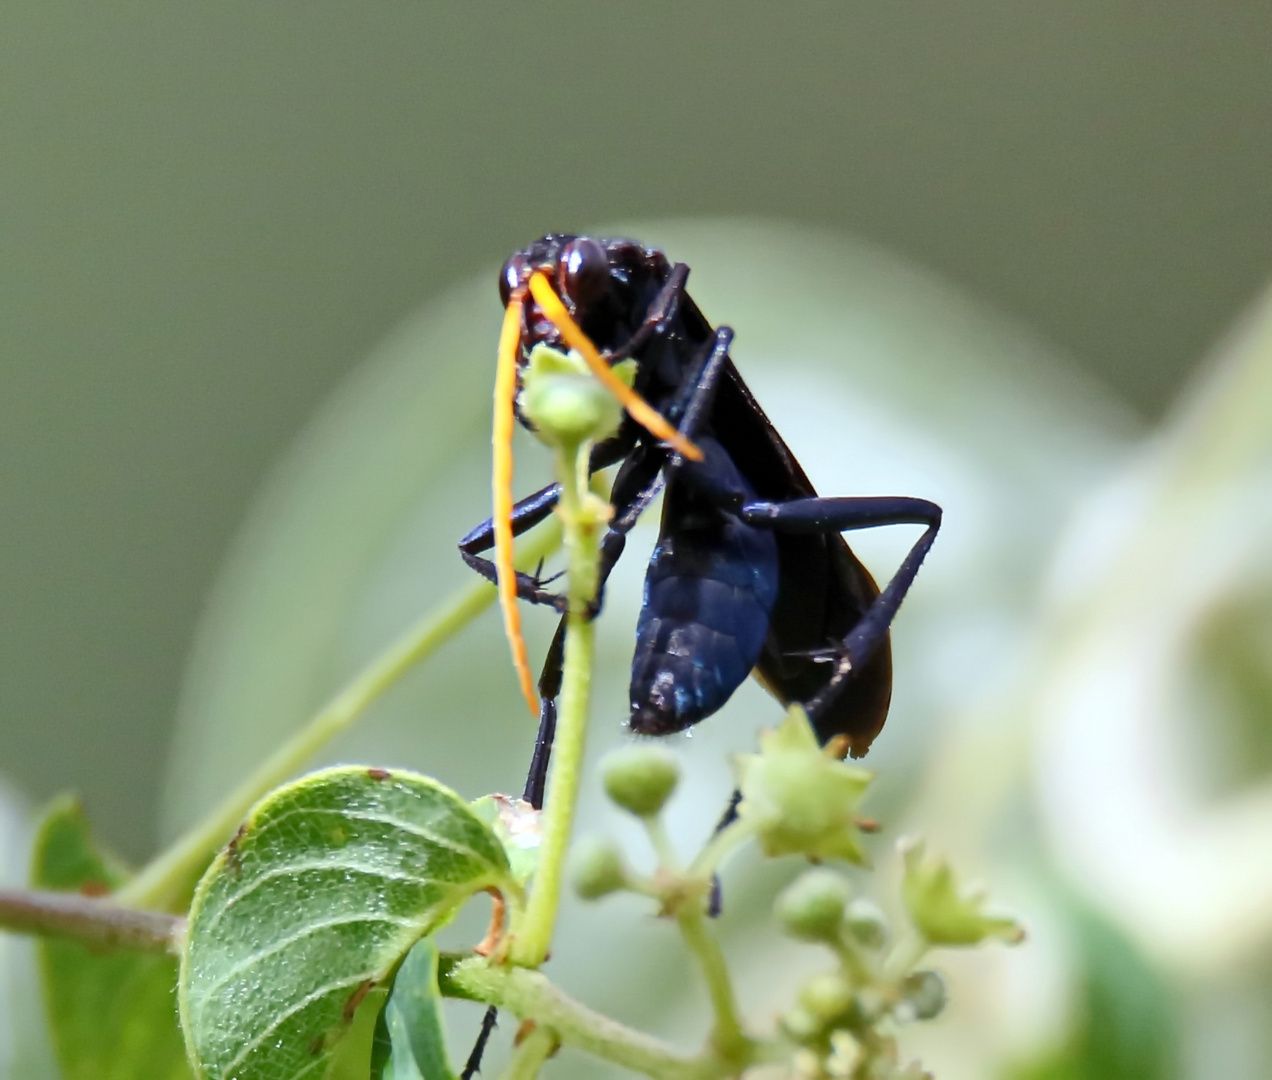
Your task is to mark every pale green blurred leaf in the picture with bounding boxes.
[32,797,192,1080]
[1001,909,1177,1080]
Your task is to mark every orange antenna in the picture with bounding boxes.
[527,272,703,462]
[493,289,539,717]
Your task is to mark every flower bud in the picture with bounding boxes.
[843,897,889,951]
[520,344,626,449]
[571,837,628,900]
[733,707,873,864]
[798,973,854,1025]
[781,1006,822,1044]
[775,869,850,943]
[900,840,1024,947]
[601,745,680,817]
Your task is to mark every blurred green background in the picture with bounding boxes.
[4,5,1272,1079]
[4,2,1272,854]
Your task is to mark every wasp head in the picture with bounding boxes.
[498,235,669,390]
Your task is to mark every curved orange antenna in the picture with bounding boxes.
[526,272,703,462]
[493,290,539,717]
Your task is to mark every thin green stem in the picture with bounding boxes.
[498,1023,558,1080]
[120,520,562,911]
[882,930,930,984]
[832,931,877,988]
[511,443,601,967]
[676,908,751,1065]
[0,888,181,953]
[643,814,680,872]
[689,817,753,880]
[443,958,720,1080]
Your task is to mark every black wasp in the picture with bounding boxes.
[460,234,941,804]
[456,237,940,1078]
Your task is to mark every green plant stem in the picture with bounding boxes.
[643,814,680,871]
[443,958,720,1080]
[689,817,753,880]
[832,931,877,988]
[499,1023,558,1080]
[119,520,562,912]
[511,444,600,968]
[676,908,750,1065]
[882,930,930,984]
[0,888,181,953]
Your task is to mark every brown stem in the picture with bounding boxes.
[0,888,181,954]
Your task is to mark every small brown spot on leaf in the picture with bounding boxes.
[224,824,248,874]
[342,978,375,1023]
[367,768,391,781]
[79,880,109,898]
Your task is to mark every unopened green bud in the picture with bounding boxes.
[843,897,889,951]
[899,970,947,1021]
[571,837,628,900]
[521,344,624,449]
[798,973,854,1025]
[781,1006,822,1044]
[775,869,850,942]
[825,1031,864,1077]
[601,745,680,817]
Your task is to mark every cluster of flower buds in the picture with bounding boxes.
[570,745,683,903]
[775,865,947,1080]
[568,707,1023,1080]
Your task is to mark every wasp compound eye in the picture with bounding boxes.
[557,237,609,310]
[499,253,529,307]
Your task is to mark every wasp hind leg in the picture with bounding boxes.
[736,494,941,726]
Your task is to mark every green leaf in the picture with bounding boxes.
[370,939,457,1080]
[179,766,513,1080]
[1002,907,1178,1080]
[31,796,193,1080]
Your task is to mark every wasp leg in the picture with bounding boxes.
[458,431,641,607]
[522,621,566,808]
[668,327,733,437]
[736,495,942,721]
[459,481,568,607]
[460,1005,500,1080]
[609,262,690,363]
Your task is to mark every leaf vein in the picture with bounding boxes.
[217,969,377,1076]
[199,862,447,934]
[191,912,415,1004]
